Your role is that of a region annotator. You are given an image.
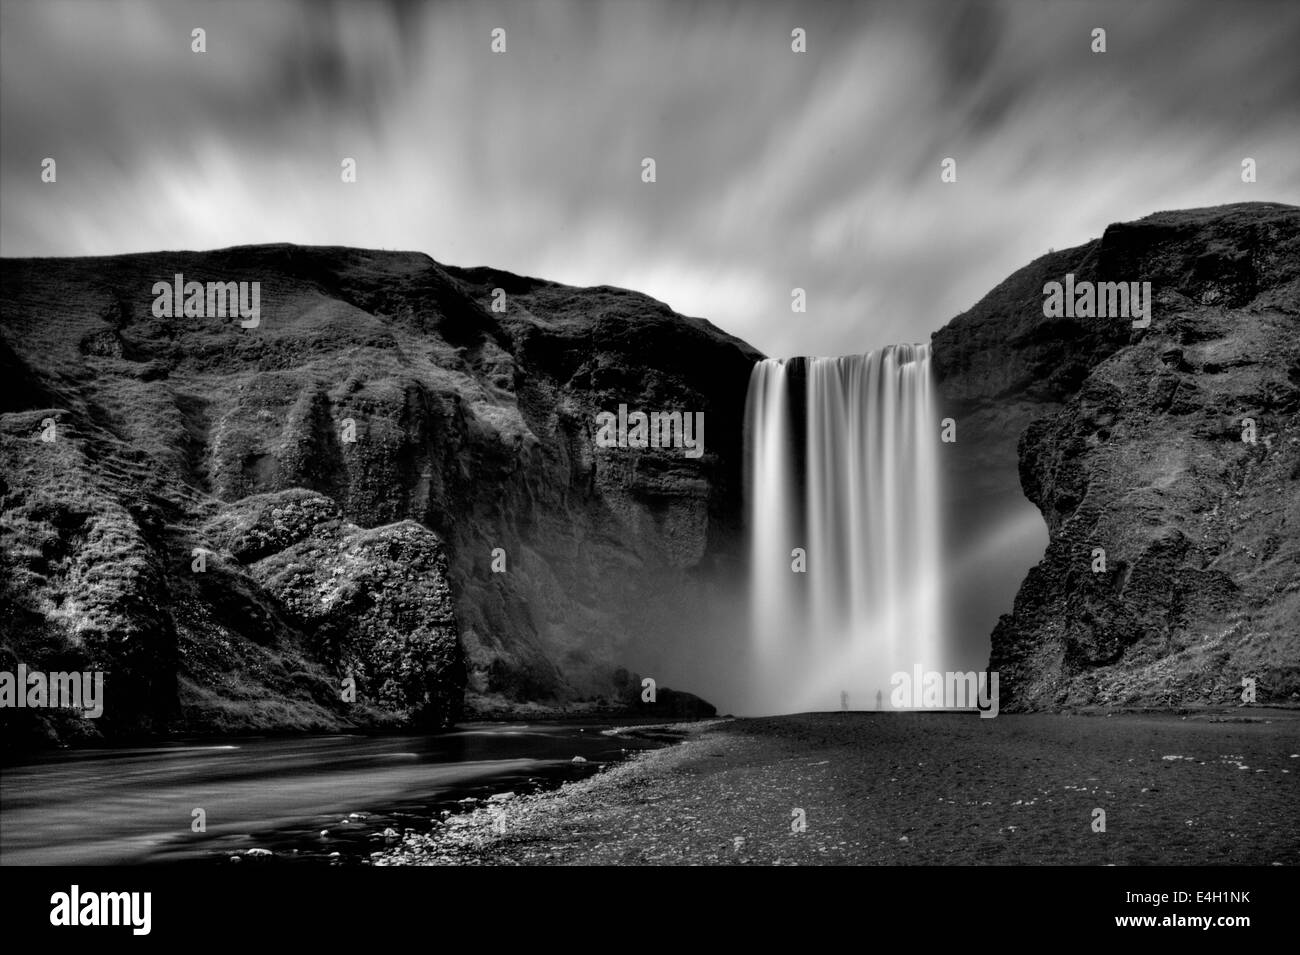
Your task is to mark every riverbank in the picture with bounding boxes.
[377,710,1300,865]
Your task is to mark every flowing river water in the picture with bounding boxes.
[0,722,665,865]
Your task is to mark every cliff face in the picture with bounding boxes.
[5,204,1295,740]
[934,202,1300,710]
[0,246,752,744]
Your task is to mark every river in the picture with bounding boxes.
[0,722,663,865]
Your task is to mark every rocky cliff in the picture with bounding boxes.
[1,246,753,745]
[933,202,1300,710]
[5,203,1295,741]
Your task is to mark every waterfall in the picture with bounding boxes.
[743,344,943,714]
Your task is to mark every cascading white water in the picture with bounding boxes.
[743,344,943,714]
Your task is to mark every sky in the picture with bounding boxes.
[2,0,1297,359]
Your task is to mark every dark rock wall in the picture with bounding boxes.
[934,203,1300,709]
[1,247,747,744]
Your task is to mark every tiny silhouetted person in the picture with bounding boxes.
[876,689,883,710]
[840,690,849,711]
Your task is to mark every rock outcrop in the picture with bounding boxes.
[933,202,1300,709]
[1,246,751,745]
[204,489,463,728]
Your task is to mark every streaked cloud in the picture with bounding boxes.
[3,0,1297,358]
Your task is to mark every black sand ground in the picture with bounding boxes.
[377,711,1300,865]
